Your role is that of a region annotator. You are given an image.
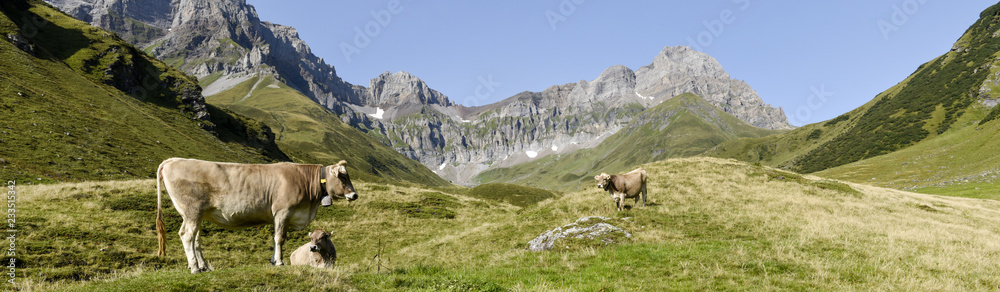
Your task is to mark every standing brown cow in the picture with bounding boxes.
[594,168,648,211]
[156,158,358,274]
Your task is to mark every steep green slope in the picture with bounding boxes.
[17,158,1000,290]
[206,75,449,186]
[816,103,1000,198]
[708,2,1000,175]
[476,93,784,191]
[0,0,284,183]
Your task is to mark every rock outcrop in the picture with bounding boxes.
[368,71,454,108]
[528,216,632,252]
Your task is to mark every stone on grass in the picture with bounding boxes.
[528,216,631,252]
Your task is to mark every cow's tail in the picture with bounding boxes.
[156,162,167,257]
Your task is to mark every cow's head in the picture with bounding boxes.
[322,160,358,206]
[595,173,611,191]
[307,229,330,252]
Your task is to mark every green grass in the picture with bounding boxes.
[477,93,784,192]
[16,157,1000,291]
[914,182,1000,200]
[369,192,460,219]
[63,267,351,291]
[466,183,557,207]
[206,75,450,186]
[816,105,1000,199]
[197,71,223,88]
[0,1,283,184]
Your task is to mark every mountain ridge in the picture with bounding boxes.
[45,0,794,184]
[348,46,792,184]
[476,93,785,191]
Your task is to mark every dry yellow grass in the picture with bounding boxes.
[13,157,1000,291]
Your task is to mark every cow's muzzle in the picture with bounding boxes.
[309,245,320,252]
[345,192,358,201]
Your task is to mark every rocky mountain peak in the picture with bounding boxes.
[645,46,730,80]
[368,71,453,107]
[636,46,791,130]
[593,65,637,87]
[568,65,639,104]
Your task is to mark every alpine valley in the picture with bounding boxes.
[9,0,1000,291]
[44,0,792,184]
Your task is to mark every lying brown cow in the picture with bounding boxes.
[290,229,337,268]
[155,158,357,273]
[595,168,648,211]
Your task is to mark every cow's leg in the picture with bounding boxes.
[178,218,202,274]
[271,210,290,266]
[192,228,210,272]
[641,184,648,207]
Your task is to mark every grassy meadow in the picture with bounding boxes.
[12,157,1000,291]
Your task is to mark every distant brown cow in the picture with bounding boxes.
[155,158,357,274]
[290,229,337,268]
[595,168,648,211]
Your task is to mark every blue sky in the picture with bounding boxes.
[246,0,998,126]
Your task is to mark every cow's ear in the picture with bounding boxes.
[594,175,600,180]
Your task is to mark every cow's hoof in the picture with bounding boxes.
[270,259,284,266]
[190,266,211,274]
